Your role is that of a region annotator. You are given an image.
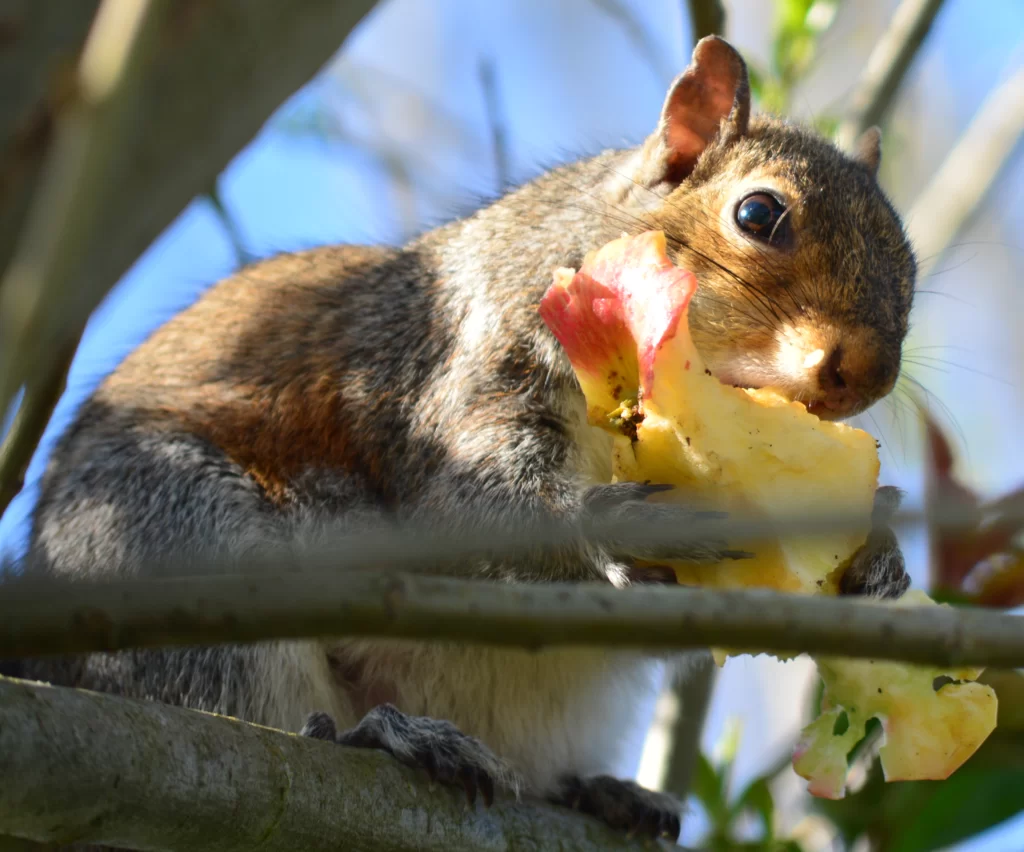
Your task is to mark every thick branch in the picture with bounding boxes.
[0,0,102,279]
[0,0,380,414]
[907,64,1024,278]
[1,567,1023,668]
[836,0,947,150]
[0,678,655,851]
[686,0,726,42]
[0,0,170,413]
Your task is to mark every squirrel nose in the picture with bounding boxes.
[813,345,861,417]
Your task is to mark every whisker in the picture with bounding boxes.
[539,169,789,334]
[528,195,782,337]
[903,356,1011,386]
[866,408,899,470]
[899,374,970,464]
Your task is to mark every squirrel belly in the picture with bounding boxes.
[326,641,666,794]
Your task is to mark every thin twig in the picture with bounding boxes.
[589,0,677,82]
[836,0,947,150]
[205,181,252,269]
[686,0,726,43]
[478,57,509,194]
[907,64,1024,279]
[0,340,75,517]
[2,566,1023,668]
[0,678,662,851]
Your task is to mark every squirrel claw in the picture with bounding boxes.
[551,775,682,841]
[302,704,512,808]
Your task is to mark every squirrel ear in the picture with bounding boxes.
[853,126,882,178]
[638,36,751,188]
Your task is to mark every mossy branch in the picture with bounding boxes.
[0,677,662,851]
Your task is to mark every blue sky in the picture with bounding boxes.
[2,0,1022,847]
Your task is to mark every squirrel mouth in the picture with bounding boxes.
[710,365,842,420]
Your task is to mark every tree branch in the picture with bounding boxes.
[653,657,717,802]
[0,340,75,517]
[907,64,1024,278]
[478,58,509,194]
[0,677,662,851]
[0,0,170,414]
[0,0,102,281]
[836,0,947,150]
[0,0,381,416]
[686,0,726,42]
[1,565,1022,668]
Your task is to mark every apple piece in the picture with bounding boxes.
[794,591,998,798]
[539,230,998,799]
[541,230,878,595]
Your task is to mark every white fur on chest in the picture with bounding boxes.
[337,639,663,795]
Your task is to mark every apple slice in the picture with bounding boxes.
[541,230,877,595]
[795,591,998,799]
[539,231,997,797]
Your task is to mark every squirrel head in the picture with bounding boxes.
[624,36,916,420]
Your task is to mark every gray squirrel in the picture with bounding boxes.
[12,36,912,842]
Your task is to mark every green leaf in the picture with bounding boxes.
[693,752,729,825]
[747,63,766,100]
[731,776,776,839]
[887,768,1024,852]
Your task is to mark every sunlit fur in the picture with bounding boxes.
[653,117,916,418]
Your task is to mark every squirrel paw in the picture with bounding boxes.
[582,482,752,564]
[551,774,682,841]
[301,704,515,806]
[840,486,909,599]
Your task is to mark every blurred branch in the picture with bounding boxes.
[907,64,1024,278]
[0,0,382,418]
[836,0,947,150]
[478,58,509,194]
[590,0,676,82]
[204,180,253,269]
[686,0,726,42]
[660,659,717,801]
[0,678,657,852]
[4,485,1024,661]
[640,654,717,818]
[0,0,102,279]
[0,0,169,414]
[3,557,1024,667]
[0,341,75,517]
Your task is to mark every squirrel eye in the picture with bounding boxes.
[736,192,787,243]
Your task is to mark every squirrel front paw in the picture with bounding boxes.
[840,485,909,599]
[551,774,682,841]
[301,704,517,806]
[582,481,753,564]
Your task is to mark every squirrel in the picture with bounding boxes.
[10,36,913,843]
